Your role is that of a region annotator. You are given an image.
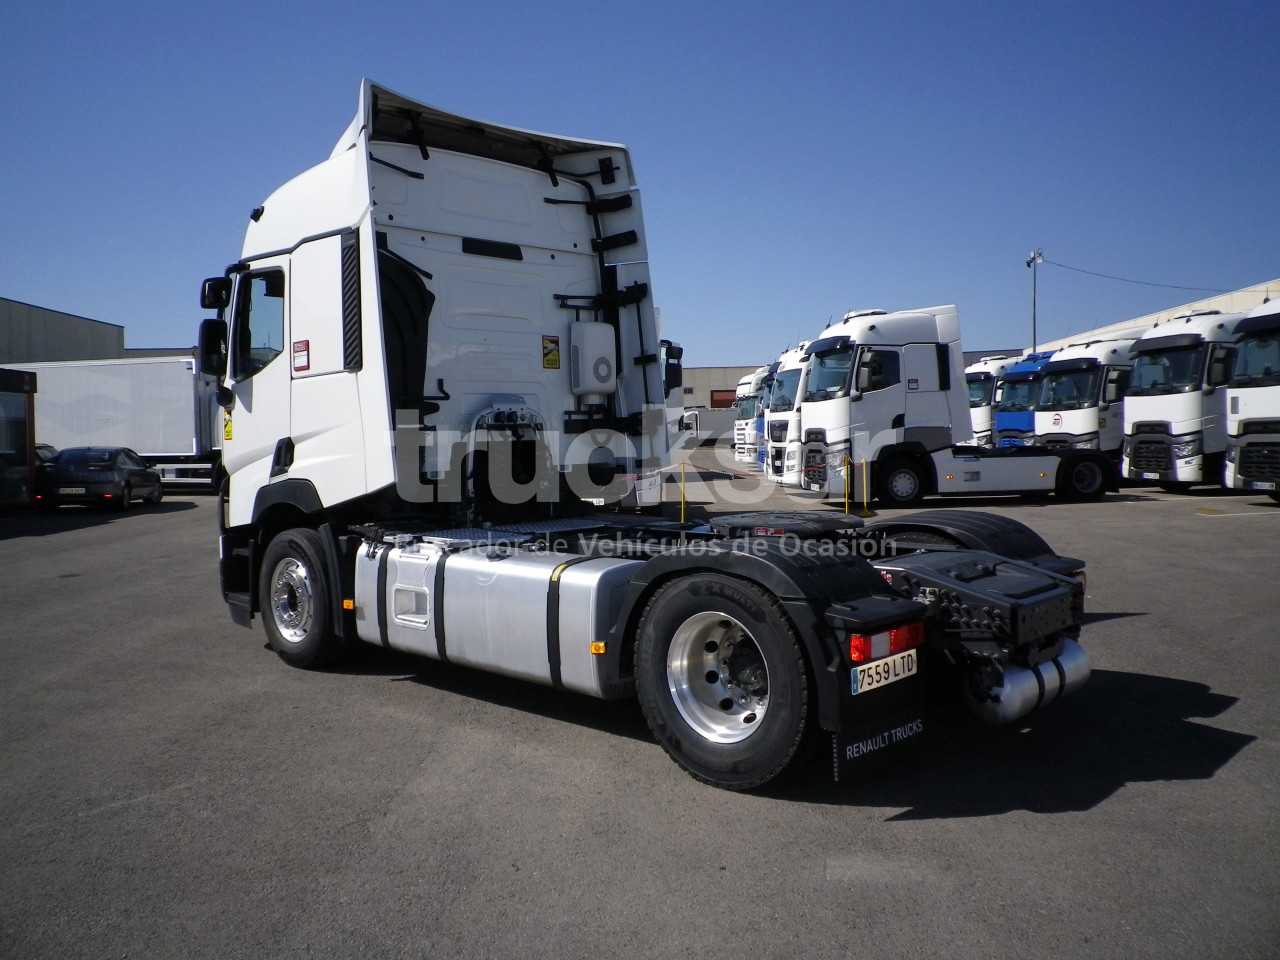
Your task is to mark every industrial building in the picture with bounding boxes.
[0,296,191,364]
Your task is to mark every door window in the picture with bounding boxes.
[232,270,286,380]
[855,349,901,393]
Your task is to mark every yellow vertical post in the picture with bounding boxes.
[680,461,686,525]
[843,456,850,516]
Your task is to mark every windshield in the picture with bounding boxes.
[1039,369,1099,410]
[734,394,759,420]
[804,348,854,402]
[995,379,1038,412]
[1129,346,1204,395]
[966,373,994,408]
[1231,333,1280,387]
[769,370,802,412]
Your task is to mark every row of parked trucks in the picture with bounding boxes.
[733,299,1280,504]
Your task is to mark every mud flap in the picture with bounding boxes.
[832,661,927,782]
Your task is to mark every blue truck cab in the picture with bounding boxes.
[994,351,1056,446]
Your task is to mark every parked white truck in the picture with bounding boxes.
[1122,311,1243,489]
[1223,299,1280,501]
[11,355,223,485]
[197,80,1094,790]
[798,305,1116,505]
[1033,339,1137,462]
[732,366,767,465]
[964,355,1012,447]
[763,341,811,484]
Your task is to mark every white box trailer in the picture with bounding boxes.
[12,356,222,485]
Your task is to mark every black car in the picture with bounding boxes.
[36,447,163,512]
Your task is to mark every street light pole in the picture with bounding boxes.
[1026,248,1044,351]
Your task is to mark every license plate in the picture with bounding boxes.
[852,650,917,695]
[1141,472,1159,480]
[1251,480,1277,491]
[58,487,86,495]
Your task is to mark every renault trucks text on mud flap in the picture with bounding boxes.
[798,307,1115,506]
[1223,299,1280,501]
[1123,311,1244,489]
[198,81,1094,790]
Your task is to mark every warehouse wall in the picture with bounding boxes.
[0,298,125,362]
[1036,278,1279,351]
[680,365,760,408]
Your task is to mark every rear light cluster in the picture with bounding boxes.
[848,622,924,664]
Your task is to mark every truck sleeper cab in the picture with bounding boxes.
[1033,339,1136,461]
[1123,311,1243,488]
[964,355,1012,447]
[1223,299,1280,500]
[799,307,1114,506]
[764,342,811,485]
[197,81,1094,791]
[993,352,1056,447]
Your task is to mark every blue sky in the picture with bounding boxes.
[1,0,1276,364]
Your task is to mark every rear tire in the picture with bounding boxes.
[1060,458,1107,501]
[878,458,925,506]
[117,484,132,512]
[634,574,810,790]
[259,527,342,669]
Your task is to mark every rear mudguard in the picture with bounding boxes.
[863,510,1084,579]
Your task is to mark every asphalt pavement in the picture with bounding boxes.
[1,466,1276,958]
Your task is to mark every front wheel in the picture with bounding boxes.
[634,574,810,790]
[878,458,926,506]
[259,527,343,669]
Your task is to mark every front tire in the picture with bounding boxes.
[878,458,925,506]
[259,527,342,669]
[634,574,810,790]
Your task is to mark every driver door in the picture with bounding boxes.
[222,257,292,524]
[850,346,905,459]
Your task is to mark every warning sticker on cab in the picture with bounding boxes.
[224,417,233,441]
[542,335,560,369]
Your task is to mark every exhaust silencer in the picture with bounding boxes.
[965,638,1090,725]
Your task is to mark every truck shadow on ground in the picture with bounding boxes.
[345,648,1252,814]
[343,645,654,742]
[0,501,198,540]
[773,668,1255,819]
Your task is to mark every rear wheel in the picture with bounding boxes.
[634,574,810,790]
[1060,458,1107,500]
[116,483,132,512]
[259,527,342,669]
[878,458,925,506]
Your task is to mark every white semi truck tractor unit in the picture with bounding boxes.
[798,305,1115,505]
[198,81,1094,790]
[1122,311,1244,488]
[964,355,1012,447]
[733,366,767,465]
[764,342,811,485]
[1033,339,1136,461]
[1223,299,1280,501]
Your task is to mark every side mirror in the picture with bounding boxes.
[849,391,863,403]
[1202,384,1216,396]
[1099,401,1111,411]
[198,317,229,382]
[200,277,231,310]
